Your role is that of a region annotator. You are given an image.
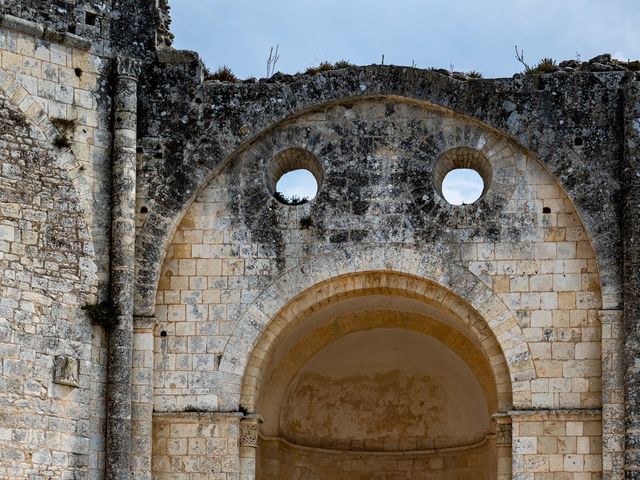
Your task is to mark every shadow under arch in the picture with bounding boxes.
[255,307,504,423]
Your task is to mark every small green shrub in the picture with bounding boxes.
[305,61,333,75]
[82,301,119,326]
[305,60,355,75]
[333,60,354,69]
[274,191,309,205]
[299,215,314,229]
[53,135,72,148]
[465,71,483,79]
[527,58,557,75]
[206,65,239,82]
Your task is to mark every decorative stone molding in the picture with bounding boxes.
[496,423,512,447]
[53,356,80,387]
[116,56,142,80]
[240,415,262,448]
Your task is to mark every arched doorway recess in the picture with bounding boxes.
[239,271,514,479]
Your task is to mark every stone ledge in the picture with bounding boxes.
[259,434,491,456]
[509,408,602,420]
[153,411,244,419]
[156,48,200,65]
[0,14,92,51]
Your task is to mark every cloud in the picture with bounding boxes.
[441,169,484,205]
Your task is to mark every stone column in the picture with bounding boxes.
[131,316,156,480]
[107,55,141,480]
[239,415,261,480]
[623,79,640,479]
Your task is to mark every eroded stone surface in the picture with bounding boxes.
[0,1,638,479]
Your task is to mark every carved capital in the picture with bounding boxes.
[240,416,261,448]
[496,422,512,446]
[116,56,142,80]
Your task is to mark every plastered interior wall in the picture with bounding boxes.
[276,328,489,449]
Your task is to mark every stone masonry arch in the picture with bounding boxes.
[0,65,94,242]
[150,90,609,480]
[136,79,621,316]
[220,245,534,409]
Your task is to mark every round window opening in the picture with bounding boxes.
[441,168,485,205]
[433,147,492,206]
[275,169,318,205]
[267,148,323,206]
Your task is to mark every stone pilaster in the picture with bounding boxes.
[106,55,141,480]
[493,414,512,480]
[602,310,625,479]
[131,316,156,480]
[239,414,261,480]
[623,79,640,479]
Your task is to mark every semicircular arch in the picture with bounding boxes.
[218,245,536,412]
[137,90,617,317]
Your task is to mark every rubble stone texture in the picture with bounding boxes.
[0,1,639,479]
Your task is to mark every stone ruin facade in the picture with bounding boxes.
[0,1,640,479]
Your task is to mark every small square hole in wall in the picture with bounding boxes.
[85,11,98,26]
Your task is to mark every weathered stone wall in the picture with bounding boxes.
[0,9,115,480]
[154,99,602,411]
[0,1,112,44]
[135,64,633,318]
[0,20,112,289]
[0,85,101,477]
[0,1,639,479]
[149,98,607,478]
[152,413,241,479]
[512,411,602,479]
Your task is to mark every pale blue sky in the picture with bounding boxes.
[441,169,484,205]
[171,0,640,79]
[277,169,318,201]
[170,1,639,203]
